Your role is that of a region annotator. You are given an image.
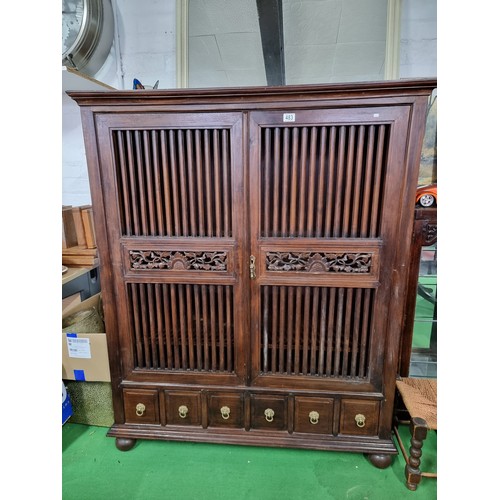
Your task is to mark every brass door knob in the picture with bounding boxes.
[264,408,275,422]
[178,405,189,419]
[220,406,231,420]
[135,403,146,417]
[309,411,319,425]
[355,413,366,428]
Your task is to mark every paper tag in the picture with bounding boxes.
[283,113,295,122]
[66,335,92,359]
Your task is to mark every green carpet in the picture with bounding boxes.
[62,423,437,499]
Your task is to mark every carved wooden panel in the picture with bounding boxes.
[129,250,228,271]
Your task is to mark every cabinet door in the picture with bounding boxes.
[93,112,249,385]
[248,106,412,393]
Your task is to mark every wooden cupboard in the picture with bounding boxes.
[69,79,436,467]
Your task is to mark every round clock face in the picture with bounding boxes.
[62,0,85,56]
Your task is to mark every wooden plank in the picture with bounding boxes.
[62,255,99,266]
[62,206,78,248]
[71,206,86,246]
[81,207,97,249]
[62,245,98,256]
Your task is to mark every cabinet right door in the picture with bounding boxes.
[248,105,412,394]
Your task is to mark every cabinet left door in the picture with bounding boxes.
[88,111,250,391]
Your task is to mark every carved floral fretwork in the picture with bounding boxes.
[266,252,372,274]
[129,250,227,271]
[424,223,437,245]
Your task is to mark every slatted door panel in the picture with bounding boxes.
[95,112,247,383]
[249,107,411,391]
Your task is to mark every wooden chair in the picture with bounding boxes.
[393,377,437,491]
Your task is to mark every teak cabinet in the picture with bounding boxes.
[69,79,436,467]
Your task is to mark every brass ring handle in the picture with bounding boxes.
[309,410,319,425]
[220,406,231,420]
[178,405,189,419]
[264,408,275,423]
[135,403,146,417]
[355,413,366,428]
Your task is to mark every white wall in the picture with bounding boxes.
[62,0,437,207]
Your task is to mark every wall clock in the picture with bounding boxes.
[62,0,114,76]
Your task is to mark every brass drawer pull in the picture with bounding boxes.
[135,403,146,417]
[309,411,319,425]
[178,405,189,419]
[250,255,257,280]
[220,406,231,420]
[355,413,366,428]
[264,408,275,422]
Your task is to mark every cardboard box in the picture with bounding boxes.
[62,293,111,382]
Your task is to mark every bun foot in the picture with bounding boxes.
[366,453,392,469]
[115,437,136,451]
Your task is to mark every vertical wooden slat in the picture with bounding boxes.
[146,284,158,368]
[194,130,205,236]
[280,127,290,238]
[272,128,281,236]
[201,284,210,370]
[351,125,365,237]
[293,287,303,374]
[269,287,278,373]
[309,287,320,374]
[130,284,144,367]
[185,129,198,237]
[115,132,132,235]
[333,288,344,376]
[225,286,233,372]
[315,127,328,237]
[138,283,151,367]
[160,130,173,236]
[317,287,328,375]
[142,131,157,235]
[193,284,202,370]
[168,130,181,236]
[306,126,318,236]
[323,127,336,238]
[176,130,190,236]
[263,128,272,237]
[134,131,148,235]
[186,285,195,369]
[155,283,166,369]
[222,129,231,237]
[360,125,375,238]
[301,286,311,374]
[163,284,173,368]
[209,285,217,370]
[350,288,362,377]
[212,130,222,237]
[262,287,269,371]
[286,287,295,374]
[126,131,141,235]
[288,128,299,237]
[359,288,372,377]
[178,283,187,369]
[333,126,346,237]
[325,288,336,376]
[170,283,180,369]
[370,125,386,237]
[217,286,225,371]
[297,127,309,235]
[342,288,353,376]
[151,130,164,236]
[204,130,214,236]
[277,286,286,374]
[342,126,356,237]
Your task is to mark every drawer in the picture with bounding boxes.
[165,391,202,426]
[294,397,334,435]
[208,392,244,428]
[123,389,160,424]
[340,399,379,436]
[251,395,287,430]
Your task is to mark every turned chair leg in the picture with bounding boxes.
[405,417,428,491]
